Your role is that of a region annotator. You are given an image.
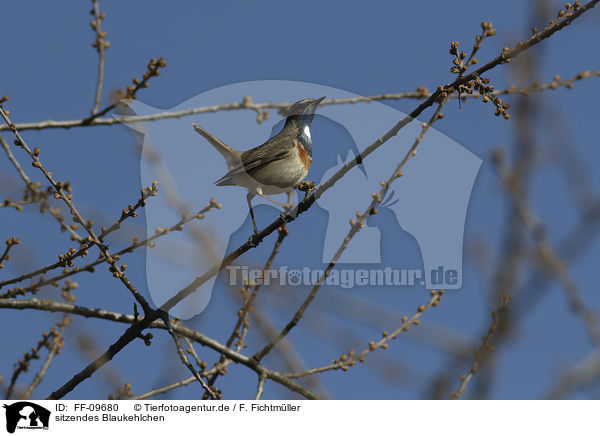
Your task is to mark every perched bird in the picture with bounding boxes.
[193,96,325,235]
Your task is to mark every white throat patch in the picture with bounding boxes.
[303,125,311,140]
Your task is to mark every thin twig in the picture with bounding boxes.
[0,238,20,270]
[21,316,70,400]
[0,297,316,399]
[41,1,600,398]
[449,297,510,399]
[543,349,600,399]
[205,225,288,394]
[162,317,217,400]
[252,100,447,362]
[254,372,267,400]
[284,291,443,378]
[5,317,70,400]
[0,198,30,211]
[0,135,82,241]
[0,198,217,296]
[1,69,597,132]
[0,134,31,185]
[494,154,600,347]
[83,58,165,124]
[90,0,108,115]
[132,375,205,400]
[1,107,153,313]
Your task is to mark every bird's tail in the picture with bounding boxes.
[192,123,241,168]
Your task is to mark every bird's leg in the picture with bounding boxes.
[256,192,288,209]
[284,190,295,211]
[246,192,259,235]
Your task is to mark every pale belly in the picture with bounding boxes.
[250,151,309,195]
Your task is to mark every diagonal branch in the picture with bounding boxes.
[0,107,153,314]
[252,101,447,362]
[38,0,600,398]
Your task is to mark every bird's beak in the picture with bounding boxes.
[304,96,326,114]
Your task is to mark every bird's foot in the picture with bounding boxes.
[296,180,317,193]
[296,180,317,201]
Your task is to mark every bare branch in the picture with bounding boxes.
[90,0,109,114]
[162,318,217,400]
[1,107,153,314]
[285,291,443,378]
[252,101,447,362]
[449,297,510,399]
[21,315,70,400]
[254,371,267,400]
[1,69,597,132]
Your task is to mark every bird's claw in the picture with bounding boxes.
[296,180,316,192]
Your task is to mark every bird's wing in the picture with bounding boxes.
[215,134,294,185]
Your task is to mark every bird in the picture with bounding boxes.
[192,96,325,236]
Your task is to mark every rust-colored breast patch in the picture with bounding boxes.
[296,142,312,172]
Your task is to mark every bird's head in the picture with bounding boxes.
[283,96,326,126]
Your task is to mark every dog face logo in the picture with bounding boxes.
[124,80,481,319]
[3,402,50,433]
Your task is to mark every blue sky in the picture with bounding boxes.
[1,1,600,400]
